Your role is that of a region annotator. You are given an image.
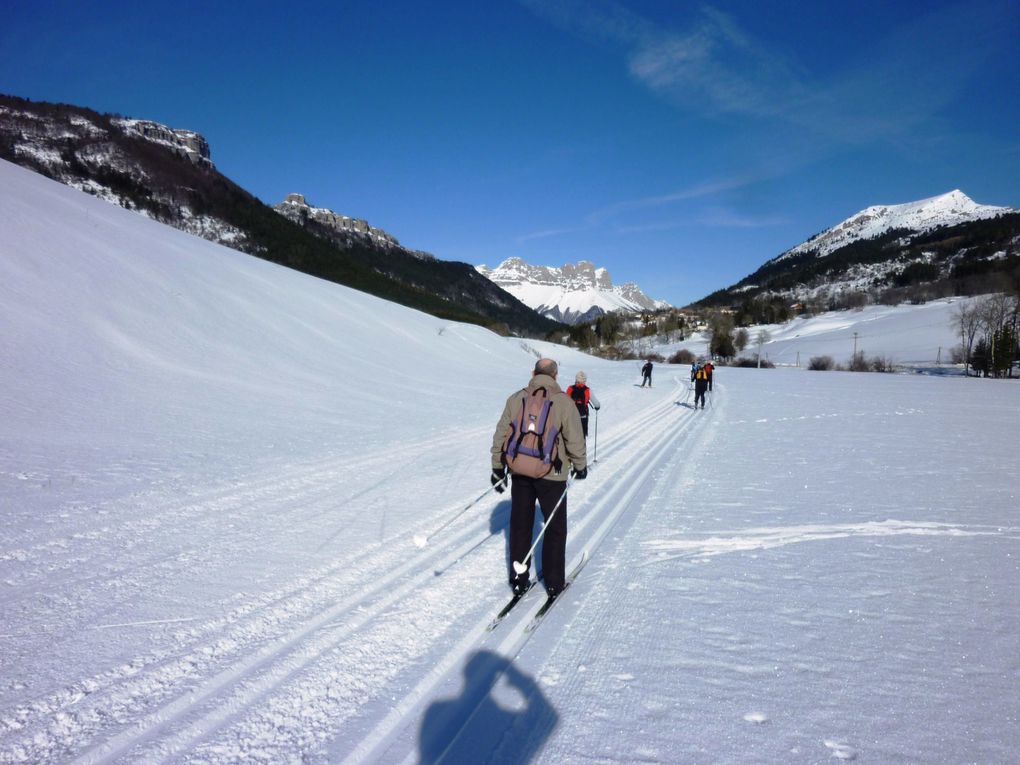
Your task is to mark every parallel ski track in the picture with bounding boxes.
[342,377,712,764]
[4,429,497,764]
[4,424,489,598]
[4,381,694,764]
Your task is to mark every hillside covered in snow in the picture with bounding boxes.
[781,190,1014,260]
[2,161,1018,764]
[698,190,1020,310]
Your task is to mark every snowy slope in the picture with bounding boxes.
[476,257,669,324]
[636,299,986,366]
[2,159,1018,764]
[779,189,1014,260]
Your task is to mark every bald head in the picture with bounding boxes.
[533,358,558,378]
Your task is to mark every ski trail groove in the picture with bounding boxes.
[44,384,687,763]
[342,384,707,763]
[5,386,689,764]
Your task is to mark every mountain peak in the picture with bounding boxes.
[784,190,1014,260]
[476,257,669,324]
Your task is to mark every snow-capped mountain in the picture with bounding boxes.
[698,190,1019,309]
[476,257,670,324]
[780,190,1014,260]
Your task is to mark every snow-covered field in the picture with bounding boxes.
[633,298,986,369]
[2,158,1018,764]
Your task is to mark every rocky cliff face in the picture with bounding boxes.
[476,257,669,324]
[113,119,212,167]
[274,193,407,251]
[0,96,245,246]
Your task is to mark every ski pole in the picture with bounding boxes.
[512,476,573,575]
[592,409,598,464]
[413,477,506,548]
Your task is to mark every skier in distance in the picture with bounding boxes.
[640,359,653,387]
[566,371,600,438]
[692,359,710,409]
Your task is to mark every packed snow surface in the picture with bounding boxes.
[636,299,988,367]
[1,159,1018,764]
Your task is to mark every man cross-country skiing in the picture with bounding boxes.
[692,360,710,409]
[490,358,587,597]
[640,360,653,387]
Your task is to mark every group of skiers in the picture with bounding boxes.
[489,356,716,601]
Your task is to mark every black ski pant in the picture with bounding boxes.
[509,475,567,593]
[694,380,708,407]
[641,373,651,387]
[579,412,589,437]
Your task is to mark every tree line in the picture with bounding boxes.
[952,293,1020,377]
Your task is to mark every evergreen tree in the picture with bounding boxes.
[971,337,990,377]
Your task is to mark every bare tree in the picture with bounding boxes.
[734,328,749,353]
[977,294,1015,376]
[709,312,736,359]
[951,301,981,376]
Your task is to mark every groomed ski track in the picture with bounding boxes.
[353,378,714,764]
[4,377,712,765]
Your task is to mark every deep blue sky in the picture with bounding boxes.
[3,1,1018,305]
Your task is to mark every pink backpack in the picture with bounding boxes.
[503,387,560,479]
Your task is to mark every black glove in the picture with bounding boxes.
[571,466,588,480]
[491,467,508,493]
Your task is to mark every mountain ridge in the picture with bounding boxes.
[0,93,560,337]
[779,190,1014,261]
[696,189,1020,312]
[477,257,670,324]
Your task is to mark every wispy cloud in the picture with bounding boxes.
[626,7,807,122]
[519,1,806,121]
[520,0,1016,146]
[614,208,787,235]
[515,174,787,243]
[515,226,589,245]
[694,208,788,229]
[585,175,759,225]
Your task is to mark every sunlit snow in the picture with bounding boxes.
[2,159,1018,764]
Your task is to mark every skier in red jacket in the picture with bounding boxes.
[566,371,601,438]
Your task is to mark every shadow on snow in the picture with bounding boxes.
[419,649,558,764]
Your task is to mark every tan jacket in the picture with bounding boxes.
[491,373,587,481]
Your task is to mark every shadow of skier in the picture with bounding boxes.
[419,650,558,764]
